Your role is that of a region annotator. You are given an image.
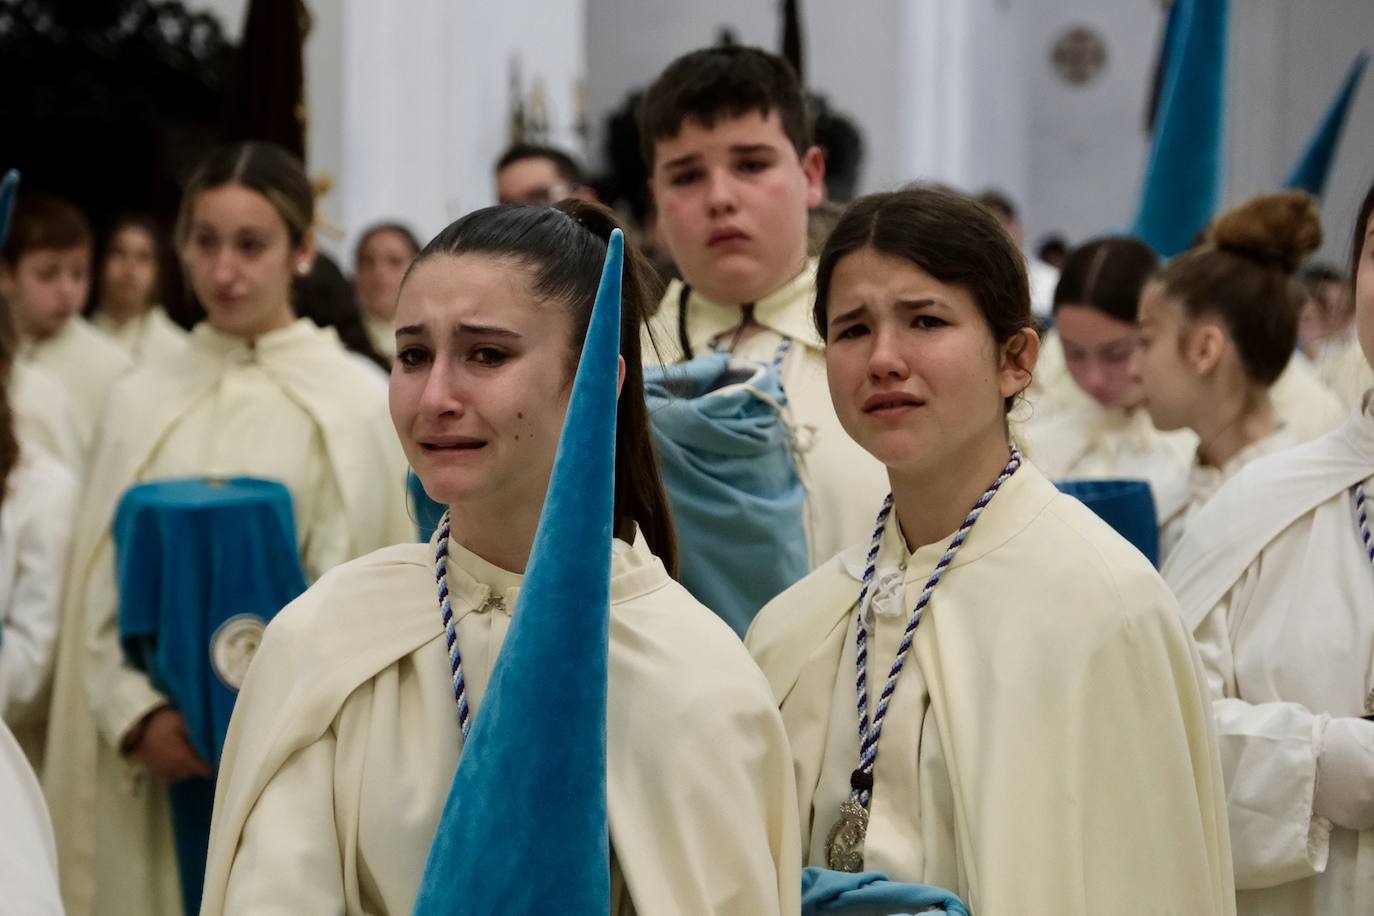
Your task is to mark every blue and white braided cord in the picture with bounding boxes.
[1356,483,1373,567]
[435,511,471,738]
[851,447,1023,808]
[771,337,792,374]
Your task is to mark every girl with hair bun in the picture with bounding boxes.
[1139,191,1323,558]
[1166,178,1374,916]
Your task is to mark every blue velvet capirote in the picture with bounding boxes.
[1132,0,1229,257]
[1285,52,1369,200]
[413,231,623,914]
[0,169,19,249]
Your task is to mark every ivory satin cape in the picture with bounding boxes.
[747,460,1236,916]
[1165,398,1374,916]
[646,264,888,566]
[42,319,413,916]
[200,536,801,915]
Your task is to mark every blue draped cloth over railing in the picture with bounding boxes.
[645,352,808,636]
[114,476,307,915]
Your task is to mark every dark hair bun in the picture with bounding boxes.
[1208,190,1322,274]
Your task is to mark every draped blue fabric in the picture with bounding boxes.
[1285,52,1369,200]
[407,468,446,542]
[412,231,624,915]
[113,476,307,915]
[0,169,18,249]
[1132,0,1229,257]
[802,867,971,915]
[1055,478,1160,567]
[645,353,808,635]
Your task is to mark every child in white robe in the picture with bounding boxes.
[0,305,78,767]
[1165,177,1374,916]
[1138,191,1320,559]
[200,202,800,916]
[352,221,419,361]
[43,142,413,916]
[87,214,187,364]
[0,193,131,453]
[748,187,1235,916]
[1019,236,1194,522]
[639,45,886,567]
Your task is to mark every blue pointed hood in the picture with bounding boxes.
[1285,52,1369,200]
[1132,0,1229,257]
[413,230,623,914]
[0,169,19,249]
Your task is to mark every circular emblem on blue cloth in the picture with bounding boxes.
[211,614,267,691]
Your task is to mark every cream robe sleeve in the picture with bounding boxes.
[606,626,801,916]
[0,454,78,723]
[223,733,346,913]
[82,539,167,748]
[1191,569,1331,889]
[0,719,63,916]
[299,463,356,582]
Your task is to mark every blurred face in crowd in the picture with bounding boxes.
[102,224,159,315]
[182,184,313,339]
[496,157,577,207]
[0,245,91,340]
[1136,281,1208,432]
[1298,279,1354,351]
[823,246,1033,478]
[1055,303,1145,410]
[1356,216,1374,371]
[650,109,823,305]
[356,229,415,323]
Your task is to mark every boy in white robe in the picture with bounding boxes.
[640,45,886,567]
[0,194,131,452]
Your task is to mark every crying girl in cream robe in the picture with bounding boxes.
[202,202,800,916]
[749,188,1235,916]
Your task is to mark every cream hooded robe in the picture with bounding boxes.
[43,319,414,916]
[647,264,888,567]
[1165,397,1374,916]
[21,315,131,450]
[748,460,1236,916]
[200,535,801,916]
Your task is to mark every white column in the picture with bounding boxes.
[334,0,586,265]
